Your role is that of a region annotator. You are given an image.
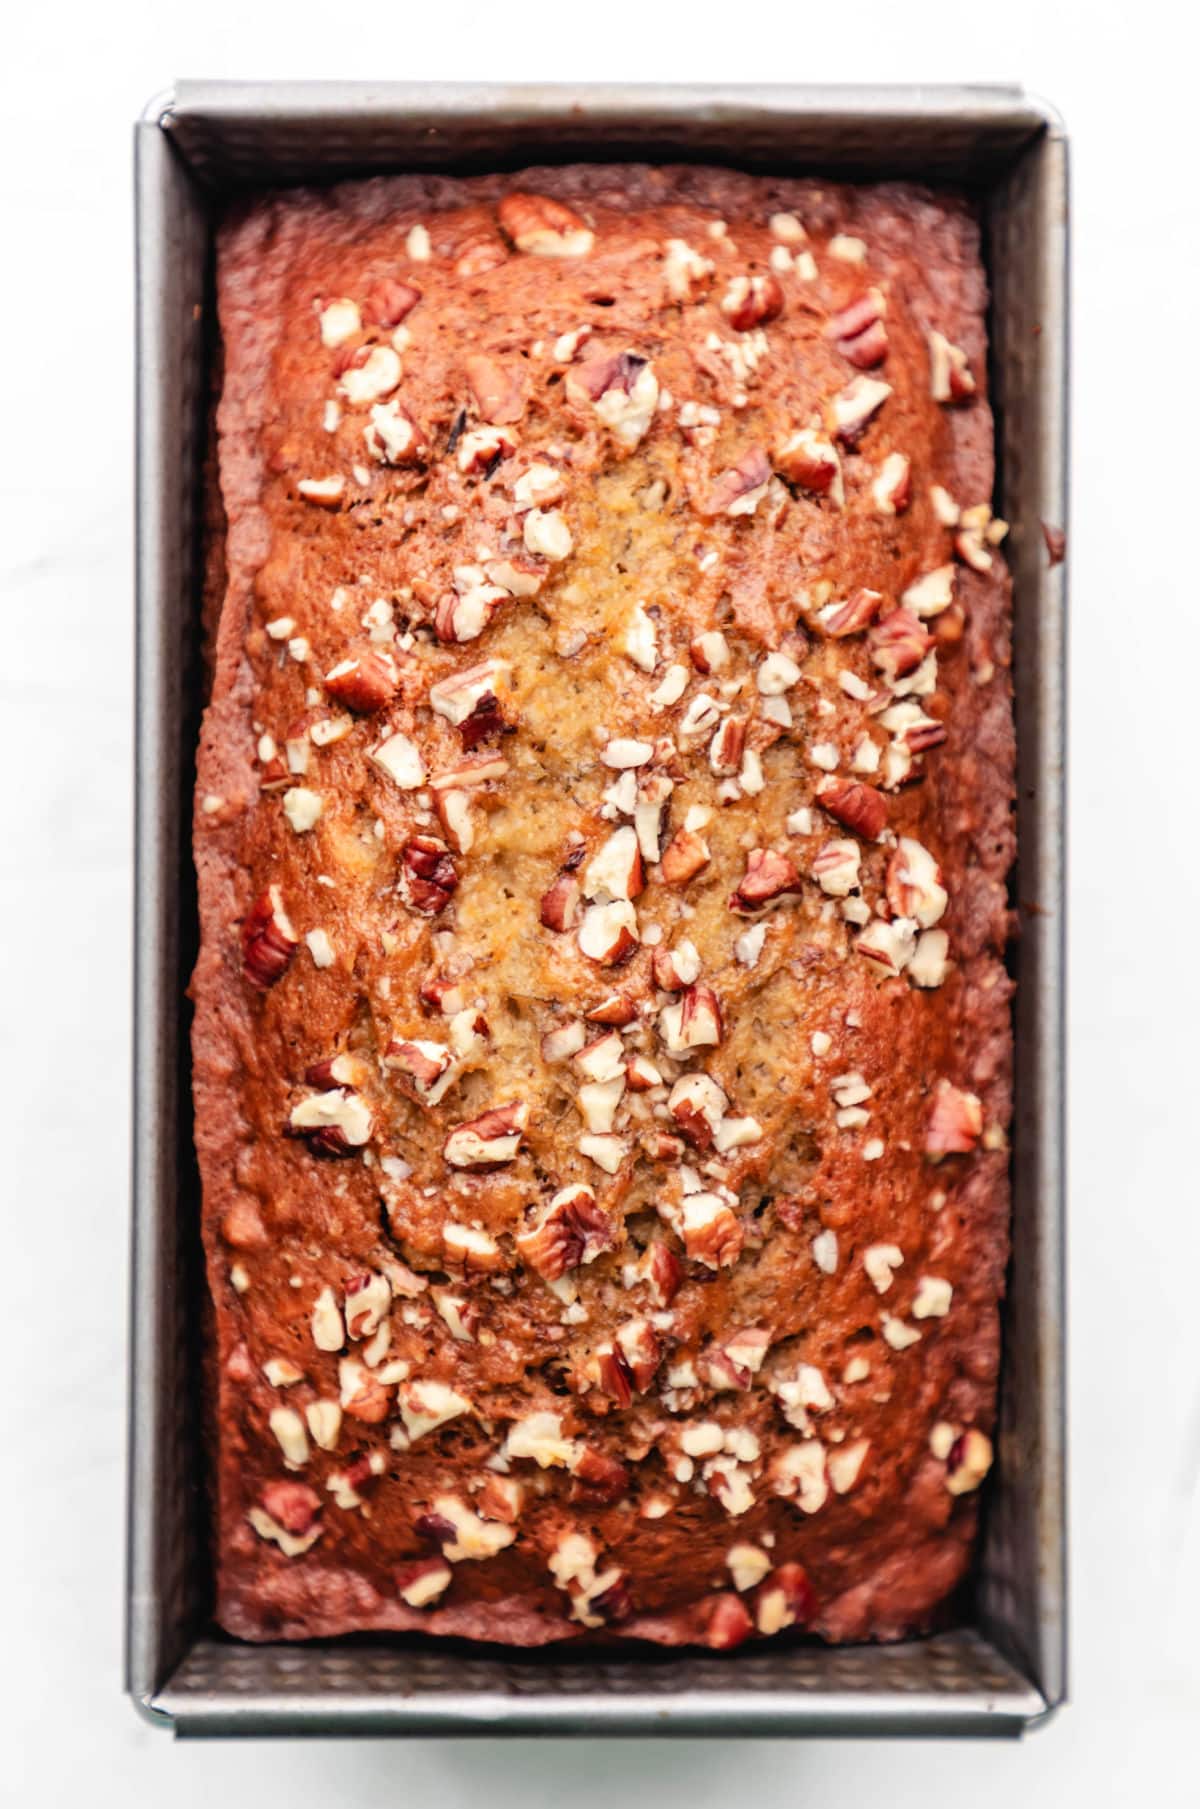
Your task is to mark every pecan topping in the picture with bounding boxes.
[773,428,842,499]
[868,607,933,682]
[539,870,581,932]
[398,836,459,917]
[578,900,640,965]
[819,587,883,638]
[668,1074,729,1151]
[363,278,421,328]
[395,1556,453,1608]
[729,847,803,912]
[945,1428,994,1494]
[444,1101,528,1170]
[754,1561,817,1634]
[698,1593,754,1650]
[587,1571,634,1625]
[516,1184,612,1280]
[464,352,525,425]
[595,1344,633,1408]
[816,778,888,841]
[826,289,888,368]
[323,649,398,714]
[925,1083,983,1157]
[454,234,509,279]
[587,992,637,1026]
[385,1037,456,1106]
[709,714,747,775]
[721,271,784,330]
[616,1318,662,1392]
[260,1481,322,1537]
[497,191,595,258]
[682,1191,744,1268]
[872,452,912,515]
[928,330,976,403]
[571,1448,631,1505]
[698,448,772,518]
[241,886,297,989]
[456,423,519,475]
[641,1241,683,1307]
[660,828,711,886]
[886,837,948,928]
[830,375,892,445]
[364,400,426,466]
[286,1088,372,1158]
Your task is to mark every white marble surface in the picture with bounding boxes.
[3,2,1197,1799]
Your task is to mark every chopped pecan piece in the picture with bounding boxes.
[443,1222,504,1273]
[338,1357,390,1423]
[698,1592,754,1650]
[363,278,421,328]
[682,1191,744,1268]
[754,1561,817,1635]
[886,837,948,928]
[443,1101,528,1169]
[539,870,582,932]
[516,1183,612,1280]
[583,825,645,903]
[698,448,772,518]
[641,1240,683,1306]
[652,939,701,991]
[497,191,595,258]
[395,1556,452,1608]
[241,885,297,989]
[595,1343,633,1408]
[945,1428,994,1495]
[586,992,637,1026]
[323,649,398,713]
[729,847,802,912]
[454,234,508,279]
[872,451,912,515]
[827,289,889,367]
[464,352,525,424]
[773,428,842,498]
[384,1037,456,1106]
[455,423,519,475]
[286,1088,372,1158]
[660,828,711,886]
[819,587,883,638]
[571,1447,631,1505]
[659,983,724,1055]
[364,400,426,465]
[578,900,639,965]
[830,375,892,445]
[668,1074,728,1151]
[928,330,976,403]
[816,777,888,841]
[721,271,784,330]
[398,835,459,917]
[260,1481,322,1537]
[587,1571,634,1625]
[709,714,747,775]
[868,607,933,682]
[428,658,510,727]
[925,1083,983,1157]
[616,1318,662,1392]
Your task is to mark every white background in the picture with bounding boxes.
[2,1,1197,1800]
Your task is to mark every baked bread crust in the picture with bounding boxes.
[192,164,1014,1648]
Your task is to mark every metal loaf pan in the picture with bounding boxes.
[129,81,1068,1738]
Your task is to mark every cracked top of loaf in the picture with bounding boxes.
[193,162,1014,1648]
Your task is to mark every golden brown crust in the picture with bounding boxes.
[193,164,1014,1648]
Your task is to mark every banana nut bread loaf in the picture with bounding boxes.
[192,163,1014,1648]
